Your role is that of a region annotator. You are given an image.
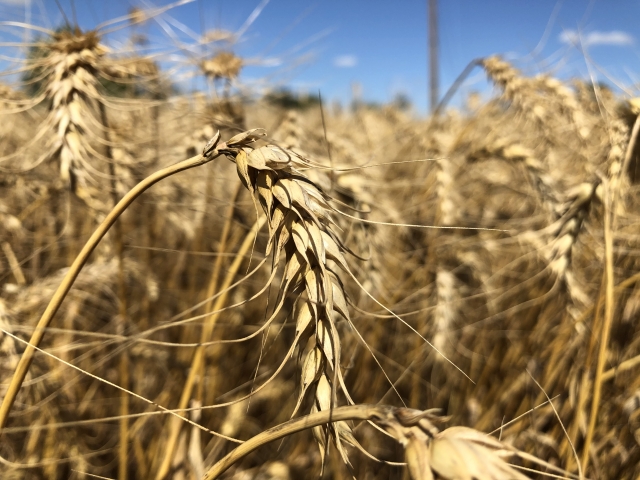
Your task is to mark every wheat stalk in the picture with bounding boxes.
[0,142,225,432]
[154,213,264,480]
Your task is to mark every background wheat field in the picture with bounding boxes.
[1,2,640,480]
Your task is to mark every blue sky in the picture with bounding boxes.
[1,0,639,111]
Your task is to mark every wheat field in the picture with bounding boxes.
[0,5,640,480]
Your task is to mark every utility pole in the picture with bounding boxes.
[428,0,439,113]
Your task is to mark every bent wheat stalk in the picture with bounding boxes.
[0,133,225,432]
[204,405,382,479]
[204,405,553,480]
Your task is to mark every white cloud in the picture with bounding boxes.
[559,29,634,47]
[260,57,283,67]
[0,0,31,5]
[333,55,357,68]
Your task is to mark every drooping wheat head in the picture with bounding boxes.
[213,128,362,464]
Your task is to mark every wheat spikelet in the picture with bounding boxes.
[273,110,303,152]
[605,113,630,214]
[432,269,459,361]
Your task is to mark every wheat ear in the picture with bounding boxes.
[214,128,361,465]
